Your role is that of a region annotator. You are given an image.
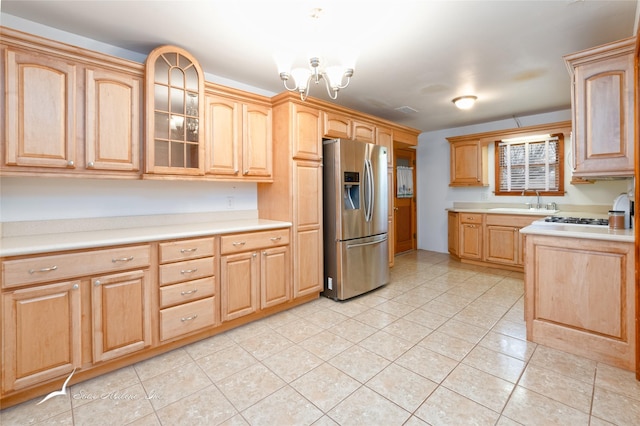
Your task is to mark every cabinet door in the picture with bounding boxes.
[91,270,151,363]
[85,68,141,172]
[221,252,258,321]
[205,95,241,176]
[261,246,290,309]
[293,161,323,297]
[484,225,518,265]
[242,103,272,178]
[352,120,375,143]
[449,140,487,186]
[292,103,322,160]
[145,46,204,175]
[448,212,459,256]
[5,49,76,169]
[459,223,482,260]
[572,52,634,176]
[323,111,351,139]
[2,280,81,392]
[376,126,393,166]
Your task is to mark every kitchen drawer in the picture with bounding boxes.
[160,276,215,308]
[485,214,539,228]
[220,229,290,255]
[459,213,483,224]
[160,296,216,341]
[159,237,215,264]
[2,245,150,289]
[158,256,214,286]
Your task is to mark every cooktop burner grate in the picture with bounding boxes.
[543,216,609,226]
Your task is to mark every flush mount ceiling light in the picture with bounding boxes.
[452,95,478,110]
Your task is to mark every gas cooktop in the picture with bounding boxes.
[542,216,609,226]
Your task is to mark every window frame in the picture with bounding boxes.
[493,133,565,197]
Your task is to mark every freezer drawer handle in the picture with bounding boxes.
[346,237,387,249]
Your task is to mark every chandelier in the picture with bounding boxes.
[279,57,354,101]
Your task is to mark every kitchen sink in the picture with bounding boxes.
[488,207,559,214]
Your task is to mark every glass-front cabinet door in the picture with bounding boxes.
[145,46,204,175]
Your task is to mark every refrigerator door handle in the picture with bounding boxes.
[364,159,374,222]
[346,236,387,249]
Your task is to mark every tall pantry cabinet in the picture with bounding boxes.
[258,96,324,299]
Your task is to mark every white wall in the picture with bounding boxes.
[0,177,257,222]
[416,110,631,253]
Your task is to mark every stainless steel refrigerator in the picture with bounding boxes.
[322,138,389,301]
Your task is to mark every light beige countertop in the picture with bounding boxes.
[0,211,292,257]
[448,203,634,243]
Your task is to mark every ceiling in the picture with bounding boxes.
[1,0,637,132]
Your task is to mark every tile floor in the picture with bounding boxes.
[2,250,639,425]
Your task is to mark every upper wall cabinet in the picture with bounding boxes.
[145,46,205,176]
[204,93,272,181]
[564,37,635,178]
[4,49,77,170]
[1,29,144,178]
[447,137,488,186]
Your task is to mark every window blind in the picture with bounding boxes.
[498,137,560,192]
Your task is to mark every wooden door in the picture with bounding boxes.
[2,280,81,391]
[204,95,241,176]
[5,49,76,169]
[242,103,272,178]
[85,68,141,172]
[221,252,258,321]
[260,245,290,309]
[393,147,416,254]
[91,270,151,363]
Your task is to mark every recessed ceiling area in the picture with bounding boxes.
[1,0,637,132]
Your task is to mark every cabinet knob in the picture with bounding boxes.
[67,160,74,167]
[234,169,239,175]
[263,251,267,256]
[72,284,79,290]
[94,280,101,287]
[87,162,94,168]
[244,170,249,175]
[253,252,257,258]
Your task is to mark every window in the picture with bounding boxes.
[494,134,564,196]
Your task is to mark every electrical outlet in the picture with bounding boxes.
[227,196,234,209]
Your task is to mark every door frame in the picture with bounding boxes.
[393,146,417,255]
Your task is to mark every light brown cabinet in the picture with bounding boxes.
[564,37,635,178]
[220,229,291,321]
[1,244,151,394]
[484,215,539,266]
[2,280,81,392]
[91,269,151,362]
[459,213,483,260]
[158,237,217,341]
[204,94,272,181]
[85,67,142,172]
[145,45,205,176]
[447,137,488,186]
[525,234,635,370]
[447,211,459,257]
[352,120,376,143]
[323,111,351,139]
[4,48,77,170]
[2,32,144,178]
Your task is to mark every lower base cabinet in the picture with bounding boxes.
[220,228,291,322]
[2,280,82,391]
[525,234,635,370]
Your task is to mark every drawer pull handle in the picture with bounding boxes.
[180,248,198,253]
[112,256,134,263]
[28,266,58,274]
[232,241,246,247]
[181,289,198,296]
[181,314,198,322]
[270,236,282,242]
[181,268,198,274]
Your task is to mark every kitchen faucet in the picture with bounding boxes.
[521,189,541,209]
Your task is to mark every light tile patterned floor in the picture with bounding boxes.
[2,250,639,425]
